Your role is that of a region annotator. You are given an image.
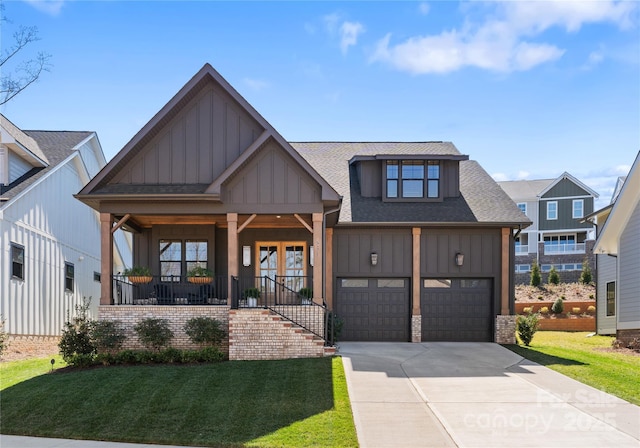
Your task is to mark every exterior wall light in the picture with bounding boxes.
[455,252,464,267]
[243,246,251,267]
[370,252,378,266]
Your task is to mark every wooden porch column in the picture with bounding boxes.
[228,213,239,298]
[501,227,510,315]
[100,213,113,305]
[312,213,323,305]
[412,227,421,315]
[325,228,334,309]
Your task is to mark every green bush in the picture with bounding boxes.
[530,262,541,287]
[539,306,549,314]
[516,313,540,346]
[523,306,533,314]
[59,298,95,363]
[134,318,173,351]
[123,266,151,276]
[548,266,560,285]
[328,312,344,343]
[551,297,564,314]
[298,287,313,299]
[184,316,226,347]
[0,316,8,358]
[580,260,593,284]
[91,320,126,354]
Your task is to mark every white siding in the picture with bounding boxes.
[8,150,32,183]
[618,199,640,329]
[596,253,616,335]
[77,137,103,179]
[0,145,7,185]
[0,157,102,335]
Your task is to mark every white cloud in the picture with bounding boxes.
[371,0,638,74]
[492,172,509,182]
[244,78,269,91]
[517,171,530,180]
[418,3,430,16]
[340,21,365,54]
[582,49,605,70]
[23,0,66,16]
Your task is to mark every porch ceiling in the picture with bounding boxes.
[123,213,312,230]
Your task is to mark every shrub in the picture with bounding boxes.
[243,287,261,298]
[516,313,540,346]
[134,318,173,351]
[587,305,596,314]
[580,260,593,284]
[530,262,541,287]
[0,317,8,358]
[551,297,564,314]
[123,266,151,276]
[298,287,313,299]
[184,317,226,347]
[328,312,344,343]
[91,320,126,354]
[59,298,95,363]
[572,307,581,314]
[523,307,533,314]
[539,306,549,314]
[548,266,560,285]
[186,266,213,277]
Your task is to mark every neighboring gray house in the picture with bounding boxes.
[0,114,132,336]
[76,64,530,359]
[498,173,598,284]
[593,151,640,344]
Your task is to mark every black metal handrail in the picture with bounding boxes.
[112,274,228,305]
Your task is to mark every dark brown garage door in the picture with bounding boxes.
[421,278,493,342]
[336,278,410,341]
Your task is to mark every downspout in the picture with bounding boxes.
[322,200,342,303]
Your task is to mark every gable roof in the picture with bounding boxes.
[1,128,93,204]
[594,151,640,255]
[78,64,340,204]
[538,171,599,199]
[498,172,599,202]
[611,176,627,204]
[293,142,530,226]
[0,114,49,165]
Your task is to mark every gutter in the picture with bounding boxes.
[322,199,342,302]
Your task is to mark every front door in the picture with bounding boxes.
[256,242,307,303]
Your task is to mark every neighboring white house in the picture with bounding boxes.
[593,151,640,344]
[0,114,132,336]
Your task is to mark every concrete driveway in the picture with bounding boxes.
[340,342,640,448]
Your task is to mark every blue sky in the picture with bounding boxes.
[2,0,639,208]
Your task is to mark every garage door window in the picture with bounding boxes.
[341,279,368,287]
[424,279,451,288]
[460,279,491,288]
[377,279,405,288]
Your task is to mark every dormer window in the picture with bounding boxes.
[385,160,440,200]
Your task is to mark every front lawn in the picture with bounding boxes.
[506,331,640,406]
[0,356,357,447]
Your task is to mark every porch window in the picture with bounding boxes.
[160,239,208,280]
[65,262,74,292]
[606,282,615,317]
[11,243,24,280]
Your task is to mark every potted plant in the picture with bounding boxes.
[243,287,261,307]
[187,266,213,284]
[298,287,313,305]
[123,266,152,284]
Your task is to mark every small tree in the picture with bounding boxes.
[548,266,560,285]
[530,262,541,287]
[579,260,592,285]
[91,320,126,354]
[184,317,226,347]
[59,298,95,363]
[517,312,539,346]
[551,297,564,314]
[134,318,173,351]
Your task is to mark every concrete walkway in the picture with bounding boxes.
[339,342,640,448]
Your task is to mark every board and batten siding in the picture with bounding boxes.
[596,253,617,335]
[617,200,640,329]
[1,157,103,336]
[110,83,263,186]
[8,150,32,183]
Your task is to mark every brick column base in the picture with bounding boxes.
[495,315,516,344]
[411,315,422,343]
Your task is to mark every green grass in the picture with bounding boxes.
[0,356,357,447]
[506,331,640,406]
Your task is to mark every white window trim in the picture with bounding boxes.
[517,203,527,214]
[572,199,584,219]
[547,201,558,220]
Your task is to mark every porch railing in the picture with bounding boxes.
[112,274,228,305]
[231,275,333,345]
[543,243,585,255]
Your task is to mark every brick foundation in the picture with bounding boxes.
[495,315,516,344]
[411,315,421,342]
[616,329,640,346]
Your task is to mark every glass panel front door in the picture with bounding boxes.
[256,242,307,304]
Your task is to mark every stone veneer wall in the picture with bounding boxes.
[411,315,421,343]
[98,306,230,354]
[228,309,325,360]
[495,315,516,344]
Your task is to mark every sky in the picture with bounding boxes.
[1,0,639,209]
